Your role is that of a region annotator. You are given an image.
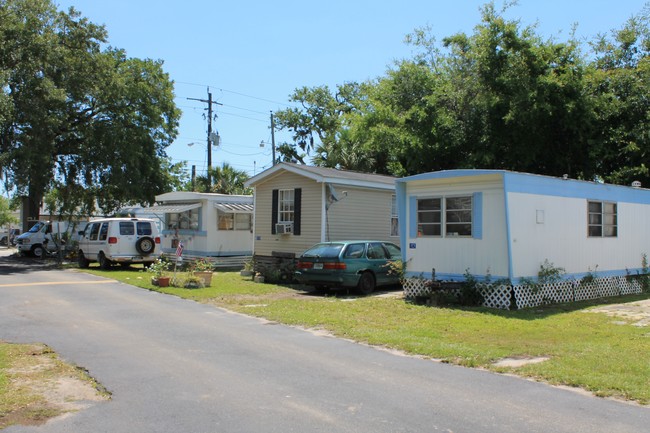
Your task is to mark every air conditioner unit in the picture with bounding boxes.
[275,223,293,235]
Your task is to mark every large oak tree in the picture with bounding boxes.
[0,0,180,228]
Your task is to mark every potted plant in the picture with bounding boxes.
[191,258,213,286]
[240,259,254,277]
[254,271,265,284]
[148,257,171,287]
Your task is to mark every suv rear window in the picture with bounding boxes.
[119,222,135,235]
[302,243,344,259]
[137,222,153,235]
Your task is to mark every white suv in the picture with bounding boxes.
[77,218,160,269]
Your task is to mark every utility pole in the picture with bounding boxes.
[188,88,222,188]
[270,111,276,166]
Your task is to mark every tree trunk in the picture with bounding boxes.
[22,189,42,232]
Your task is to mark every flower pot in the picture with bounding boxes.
[194,271,212,286]
[254,275,265,284]
[240,270,254,277]
[158,276,171,287]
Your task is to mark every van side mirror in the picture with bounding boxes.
[45,226,52,234]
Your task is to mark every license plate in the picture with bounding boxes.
[313,263,323,270]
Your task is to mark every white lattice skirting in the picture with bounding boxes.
[403,275,646,310]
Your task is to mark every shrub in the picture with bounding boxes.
[147,257,170,278]
[192,258,213,272]
[458,269,484,306]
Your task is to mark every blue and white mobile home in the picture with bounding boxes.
[396,170,650,284]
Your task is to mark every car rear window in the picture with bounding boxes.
[119,222,135,235]
[302,243,344,258]
[137,222,153,235]
[343,243,365,259]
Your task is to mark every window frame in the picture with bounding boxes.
[417,197,442,237]
[217,211,251,231]
[416,195,473,238]
[167,208,200,231]
[278,189,295,224]
[445,195,473,237]
[587,200,617,238]
[390,194,399,237]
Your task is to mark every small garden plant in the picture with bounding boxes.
[191,258,214,273]
[147,257,170,279]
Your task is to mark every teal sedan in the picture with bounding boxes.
[295,241,402,295]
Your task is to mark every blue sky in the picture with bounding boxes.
[54,0,647,179]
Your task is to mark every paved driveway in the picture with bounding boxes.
[1,252,649,432]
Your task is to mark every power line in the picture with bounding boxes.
[175,81,295,108]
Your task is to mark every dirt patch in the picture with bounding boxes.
[493,356,551,368]
[588,299,650,327]
[1,342,110,429]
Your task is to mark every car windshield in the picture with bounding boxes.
[302,243,344,258]
[27,222,44,233]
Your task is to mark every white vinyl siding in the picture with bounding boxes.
[509,193,632,279]
[405,175,507,280]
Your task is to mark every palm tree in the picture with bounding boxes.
[193,163,251,195]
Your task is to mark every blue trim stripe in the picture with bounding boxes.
[396,182,408,262]
[397,169,650,205]
[503,175,515,282]
[502,172,650,204]
[397,169,503,183]
[409,196,418,239]
[162,229,208,237]
[472,192,483,240]
[162,248,252,257]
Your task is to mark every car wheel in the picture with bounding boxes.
[98,252,112,270]
[136,237,155,255]
[77,251,90,269]
[357,271,376,295]
[31,244,45,258]
[312,285,330,294]
[0,236,7,246]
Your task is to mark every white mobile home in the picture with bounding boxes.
[145,192,253,259]
[245,163,398,260]
[397,170,650,283]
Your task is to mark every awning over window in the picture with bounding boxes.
[214,203,254,213]
[144,203,202,214]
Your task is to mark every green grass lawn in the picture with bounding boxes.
[79,266,650,405]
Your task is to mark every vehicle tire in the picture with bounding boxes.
[136,236,155,255]
[77,251,90,269]
[357,271,376,295]
[0,236,7,246]
[98,252,112,270]
[31,244,45,258]
[312,285,330,294]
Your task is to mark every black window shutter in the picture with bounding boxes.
[271,189,278,234]
[294,188,302,236]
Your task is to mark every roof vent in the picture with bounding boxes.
[562,174,569,180]
[632,180,642,188]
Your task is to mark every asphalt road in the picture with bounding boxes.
[1,251,649,433]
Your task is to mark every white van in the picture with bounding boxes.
[15,221,69,257]
[77,218,161,269]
